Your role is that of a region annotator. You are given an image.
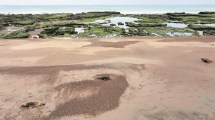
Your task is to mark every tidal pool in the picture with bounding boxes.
[200,24,215,27]
[75,27,85,34]
[93,16,140,29]
[197,31,204,36]
[165,22,188,28]
[166,32,193,37]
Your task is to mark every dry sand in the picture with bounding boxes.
[0,36,215,120]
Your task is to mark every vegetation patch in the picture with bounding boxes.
[1,30,29,39]
[189,24,215,30]
[203,30,215,35]
[135,15,168,23]
[0,11,215,38]
[40,27,77,38]
[126,22,167,27]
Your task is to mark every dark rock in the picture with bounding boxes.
[118,22,124,25]
[110,24,116,26]
[97,76,111,81]
[21,102,45,108]
[201,58,213,64]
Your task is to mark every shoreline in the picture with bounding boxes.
[1,11,215,39]
[1,35,215,41]
[0,12,203,15]
[0,11,213,15]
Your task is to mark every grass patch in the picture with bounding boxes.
[1,30,29,39]
[136,15,168,23]
[40,27,77,37]
[189,24,215,30]
[203,30,215,35]
[126,22,167,27]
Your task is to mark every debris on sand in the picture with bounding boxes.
[201,58,213,64]
[21,102,45,108]
[96,76,111,81]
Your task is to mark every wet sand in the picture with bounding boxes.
[0,37,215,120]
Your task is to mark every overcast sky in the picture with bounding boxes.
[0,0,215,5]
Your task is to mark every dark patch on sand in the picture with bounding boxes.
[45,73,128,119]
[0,63,144,119]
[85,40,139,48]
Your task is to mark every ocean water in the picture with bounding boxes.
[0,5,215,14]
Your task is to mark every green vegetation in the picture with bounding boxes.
[40,27,77,38]
[135,15,168,23]
[41,22,86,28]
[125,28,148,36]
[14,20,34,25]
[203,30,215,35]
[126,22,167,27]
[121,26,196,37]
[46,13,71,19]
[1,30,28,39]
[76,12,120,23]
[189,24,215,30]
[25,25,36,32]
[78,16,111,23]
[0,11,215,39]
[166,12,215,24]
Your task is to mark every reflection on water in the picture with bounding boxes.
[165,22,188,28]
[166,32,193,37]
[93,17,140,29]
[75,27,85,34]
[200,24,215,27]
[197,31,204,36]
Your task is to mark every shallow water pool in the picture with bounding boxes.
[93,16,140,29]
[166,32,193,37]
[75,27,85,34]
[165,22,188,28]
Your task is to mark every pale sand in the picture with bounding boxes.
[0,36,215,120]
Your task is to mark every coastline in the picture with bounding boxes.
[1,3,215,120]
[1,11,215,39]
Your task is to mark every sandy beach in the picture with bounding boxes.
[0,36,215,120]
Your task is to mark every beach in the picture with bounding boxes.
[0,36,215,120]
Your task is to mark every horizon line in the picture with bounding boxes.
[1,4,215,6]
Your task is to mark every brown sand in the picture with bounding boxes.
[0,37,215,120]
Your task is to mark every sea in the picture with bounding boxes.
[0,5,215,14]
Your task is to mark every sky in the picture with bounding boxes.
[0,0,215,5]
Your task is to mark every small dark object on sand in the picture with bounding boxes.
[21,102,45,108]
[97,76,111,81]
[201,58,213,64]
